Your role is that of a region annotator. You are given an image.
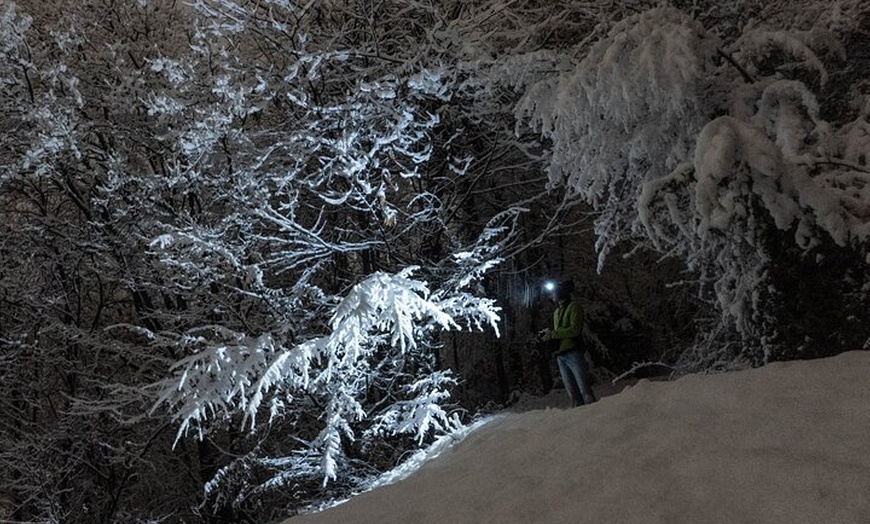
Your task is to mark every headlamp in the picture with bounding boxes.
[543,281,556,292]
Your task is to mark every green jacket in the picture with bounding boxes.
[552,300,586,355]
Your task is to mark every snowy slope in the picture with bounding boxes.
[285,351,870,523]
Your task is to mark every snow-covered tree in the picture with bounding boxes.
[0,1,205,521]
[135,0,513,508]
[2,0,512,520]
[517,3,870,367]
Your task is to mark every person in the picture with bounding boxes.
[543,280,597,407]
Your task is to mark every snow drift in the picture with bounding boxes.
[286,350,870,523]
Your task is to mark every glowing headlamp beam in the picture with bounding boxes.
[544,281,556,292]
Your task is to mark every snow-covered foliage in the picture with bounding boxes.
[3,0,868,521]
[518,4,870,367]
[0,0,512,521]
[518,7,721,269]
[136,0,510,493]
[130,3,519,513]
[155,269,498,485]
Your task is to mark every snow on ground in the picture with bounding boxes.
[285,351,870,524]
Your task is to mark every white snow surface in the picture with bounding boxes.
[286,350,870,523]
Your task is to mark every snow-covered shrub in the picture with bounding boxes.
[154,269,499,484]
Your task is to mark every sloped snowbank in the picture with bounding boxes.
[285,351,870,523]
